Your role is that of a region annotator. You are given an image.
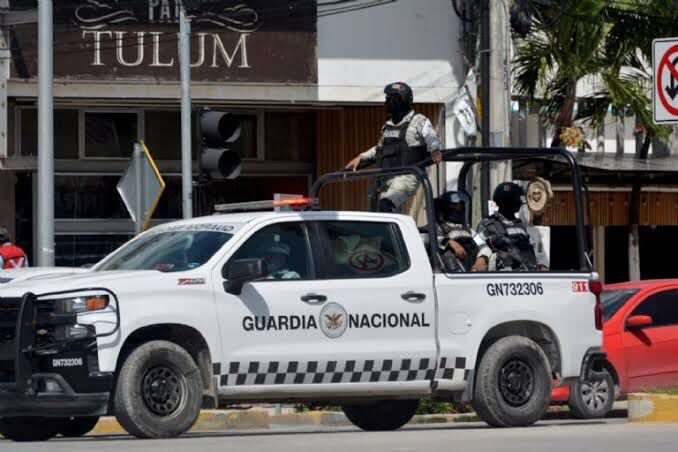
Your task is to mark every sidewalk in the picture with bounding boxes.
[91,401,628,435]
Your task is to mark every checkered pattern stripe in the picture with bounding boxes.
[435,357,469,385]
[213,357,468,387]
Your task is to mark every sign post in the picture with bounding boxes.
[117,141,166,234]
[653,38,678,124]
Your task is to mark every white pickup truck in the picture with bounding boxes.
[0,148,605,441]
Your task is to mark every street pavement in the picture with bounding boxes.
[2,419,677,452]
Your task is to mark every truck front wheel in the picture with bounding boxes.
[0,417,59,442]
[342,400,419,431]
[113,340,203,439]
[472,336,551,427]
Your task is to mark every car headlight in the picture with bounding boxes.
[54,294,109,314]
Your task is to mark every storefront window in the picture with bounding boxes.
[55,175,130,219]
[84,111,138,158]
[226,113,258,159]
[55,234,132,268]
[265,112,315,161]
[144,111,183,160]
[20,108,79,158]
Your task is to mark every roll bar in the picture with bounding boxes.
[309,147,590,272]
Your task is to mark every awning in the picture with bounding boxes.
[573,153,678,172]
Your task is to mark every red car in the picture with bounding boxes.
[552,279,678,418]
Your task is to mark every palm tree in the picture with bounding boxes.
[512,0,674,149]
[512,0,678,280]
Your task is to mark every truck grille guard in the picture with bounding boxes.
[0,288,120,394]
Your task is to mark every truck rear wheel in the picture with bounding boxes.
[56,417,100,438]
[342,400,419,431]
[113,340,203,439]
[472,336,551,427]
[0,417,59,442]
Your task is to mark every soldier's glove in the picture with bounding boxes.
[448,239,467,259]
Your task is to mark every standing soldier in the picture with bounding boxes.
[345,82,443,212]
[0,227,28,269]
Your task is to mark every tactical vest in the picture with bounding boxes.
[483,216,537,271]
[375,117,427,169]
[439,224,479,271]
[0,244,27,269]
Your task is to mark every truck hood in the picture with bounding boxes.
[0,270,163,298]
[0,267,90,286]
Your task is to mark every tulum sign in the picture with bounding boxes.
[9,0,317,83]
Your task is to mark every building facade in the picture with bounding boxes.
[0,0,465,266]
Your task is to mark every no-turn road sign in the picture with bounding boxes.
[653,38,678,124]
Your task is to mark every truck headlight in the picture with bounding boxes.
[54,294,109,314]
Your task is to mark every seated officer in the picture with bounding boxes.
[477,182,540,272]
[435,191,490,272]
[261,243,300,280]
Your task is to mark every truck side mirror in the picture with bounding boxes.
[223,258,267,295]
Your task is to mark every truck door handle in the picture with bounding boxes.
[401,292,426,302]
[300,294,327,303]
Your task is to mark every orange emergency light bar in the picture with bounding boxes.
[213,197,317,213]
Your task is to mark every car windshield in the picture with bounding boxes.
[95,230,233,272]
[602,288,640,321]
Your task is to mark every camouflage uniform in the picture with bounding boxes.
[359,110,441,209]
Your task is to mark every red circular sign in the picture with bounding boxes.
[657,44,678,117]
[348,251,385,273]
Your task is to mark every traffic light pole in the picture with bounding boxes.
[179,5,192,219]
[37,0,54,266]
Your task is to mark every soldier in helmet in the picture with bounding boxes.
[477,182,544,272]
[434,192,491,272]
[345,82,443,213]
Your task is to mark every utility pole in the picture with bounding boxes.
[489,0,511,189]
[179,3,192,219]
[37,0,54,266]
[480,0,491,217]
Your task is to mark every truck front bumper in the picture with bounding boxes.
[579,347,607,382]
[0,372,111,417]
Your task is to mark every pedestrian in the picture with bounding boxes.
[345,82,443,212]
[0,227,28,269]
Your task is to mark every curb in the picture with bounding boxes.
[628,393,678,423]
[90,405,628,435]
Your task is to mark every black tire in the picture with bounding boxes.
[0,417,59,442]
[568,370,615,419]
[472,336,551,427]
[56,417,100,438]
[113,340,202,439]
[342,400,418,431]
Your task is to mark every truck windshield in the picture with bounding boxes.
[602,288,639,321]
[95,230,233,272]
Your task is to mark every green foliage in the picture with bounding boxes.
[512,0,678,142]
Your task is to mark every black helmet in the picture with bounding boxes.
[435,191,469,225]
[384,82,413,105]
[493,182,524,213]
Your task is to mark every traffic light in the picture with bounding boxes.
[198,109,242,180]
